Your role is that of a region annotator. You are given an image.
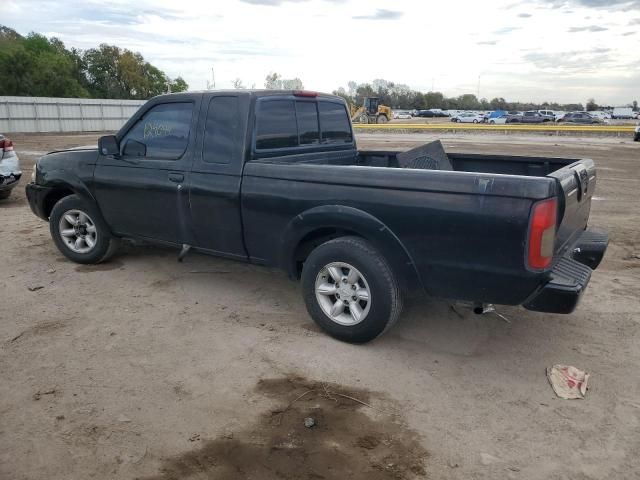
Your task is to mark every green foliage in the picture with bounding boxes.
[0,25,188,99]
[586,98,598,111]
[264,72,303,90]
[334,80,585,112]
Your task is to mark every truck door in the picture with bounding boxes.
[188,94,248,259]
[93,98,199,244]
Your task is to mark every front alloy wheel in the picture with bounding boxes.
[49,194,118,264]
[58,209,98,254]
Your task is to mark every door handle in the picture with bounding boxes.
[168,172,184,183]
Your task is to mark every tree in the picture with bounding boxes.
[586,98,598,111]
[232,78,245,89]
[264,72,281,89]
[0,24,188,99]
[264,72,303,90]
[0,29,89,97]
[170,77,188,93]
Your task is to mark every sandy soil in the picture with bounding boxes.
[1,132,639,480]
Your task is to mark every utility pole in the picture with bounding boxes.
[206,67,216,90]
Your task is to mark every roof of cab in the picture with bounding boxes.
[154,89,342,101]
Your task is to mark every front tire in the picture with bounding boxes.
[49,194,118,264]
[376,115,388,124]
[301,236,403,343]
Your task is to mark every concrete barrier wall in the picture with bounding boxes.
[0,96,146,133]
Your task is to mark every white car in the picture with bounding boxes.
[452,112,484,123]
[0,134,21,200]
[393,111,412,119]
[488,115,508,125]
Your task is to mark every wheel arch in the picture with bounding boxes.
[280,205,423,293]
[40,170,102,221]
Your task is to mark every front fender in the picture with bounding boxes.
[280,205,423,292]
[41,169,98,208]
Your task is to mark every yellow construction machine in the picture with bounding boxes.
[349,97,392,124]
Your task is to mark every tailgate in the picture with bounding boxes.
[548,159,596,257]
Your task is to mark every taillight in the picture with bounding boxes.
[0,139,13,151]
[527,198,557,270]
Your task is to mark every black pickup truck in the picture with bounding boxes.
[26,90,608,343]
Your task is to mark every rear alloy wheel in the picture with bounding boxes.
[50,194,119,264]
[302,236,403,343]
[473,119,478,123]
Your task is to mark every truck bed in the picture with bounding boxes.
[243,148,597,307]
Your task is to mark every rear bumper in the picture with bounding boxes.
[25,183,52,220]
[523,229,608,314]
[0,173,21,192]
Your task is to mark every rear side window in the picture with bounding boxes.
[121,102,193,160]
[256,100,298,149]
[319,102,352,144]
[203,96,240,164]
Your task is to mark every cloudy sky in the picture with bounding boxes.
[3,0,640,104]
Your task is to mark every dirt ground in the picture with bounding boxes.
[1,132,639,480]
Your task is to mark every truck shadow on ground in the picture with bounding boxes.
[141,375,428,480]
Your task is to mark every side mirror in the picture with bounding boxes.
[99,135,119,156]
[122,139,147,157]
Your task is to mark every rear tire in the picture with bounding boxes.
[49,194,119,264]
[301,236,403,343]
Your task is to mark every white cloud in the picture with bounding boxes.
[3,0,639,104]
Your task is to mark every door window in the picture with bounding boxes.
[121,102,193,160]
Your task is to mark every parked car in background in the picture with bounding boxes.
[429,109,449,117]
[612,107,634,119]
[488,115,508,124]
[507,111,553,124]
[553,111,567,121]
[414,110,434,117]
[537,110,556,119]
[0,134,21,200]
[557,112,603,125]
[393,110,413,119]
[589,111,612,121]
[451,112,484,123]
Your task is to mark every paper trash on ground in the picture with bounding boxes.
[547,364,590,399]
